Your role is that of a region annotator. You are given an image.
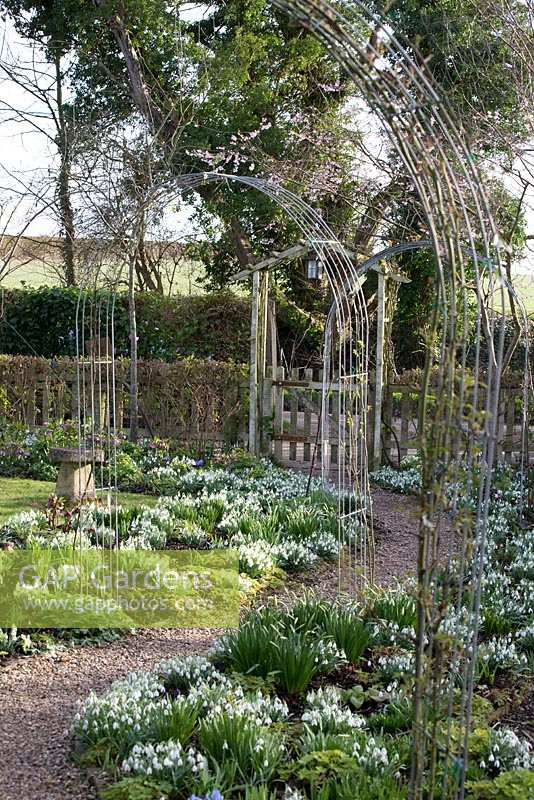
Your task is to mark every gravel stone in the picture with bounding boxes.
[0,629,215,799]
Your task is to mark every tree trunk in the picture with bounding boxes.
[55,51,76,286]
[128,253,139,443]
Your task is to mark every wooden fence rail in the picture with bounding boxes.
[262,366,533,472]
[0,357,532,468]
[0,356,248,446]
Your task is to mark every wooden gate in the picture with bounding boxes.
[261,366,370,477]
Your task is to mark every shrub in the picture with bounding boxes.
[466,770,534,799]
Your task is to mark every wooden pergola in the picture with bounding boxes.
[230,239,410,468]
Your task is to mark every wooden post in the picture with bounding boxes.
[261,366,274,455]
[249,270,260,454]
[273,365,285,463]
[373,270,386,469]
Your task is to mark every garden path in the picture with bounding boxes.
[0,487,448,800]
[0,629,215,800]
[267,487,455,603]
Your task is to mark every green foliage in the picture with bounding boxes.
[115,453,144,491]
[216,606,341,694]
[290,596,335,632]
[321,609,372,666]
[365,589,417,630]
[198,713,284,785]
[0,288,249,362]
[101,777,174,800]
[0,625,122,658]
[242,788,278,800]
[309,771,408,800]
[387,0,530,148]
[0,420,77,481]
[483,610,522,637]
[466,770,534,799]
[368,698,413,734]
[145,698,202,746]
[274,631,336,694]
[0,287,325,365]
[290,749,360,786]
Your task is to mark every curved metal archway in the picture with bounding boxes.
[265,3,531,797]
[74,2,532,796]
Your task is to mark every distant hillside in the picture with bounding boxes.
[0,236,205,294]
[0,235,185,264]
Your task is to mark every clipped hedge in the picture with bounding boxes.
[0,287,250,362]
[0,286,324,364]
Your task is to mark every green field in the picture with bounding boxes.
[0,477,157,523]
[511,275,534,314]
[1,258,208,296]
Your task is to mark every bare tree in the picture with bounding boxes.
[0,21,78,284]
[73,123,185,441]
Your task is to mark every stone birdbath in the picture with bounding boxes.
[50,447,105,502]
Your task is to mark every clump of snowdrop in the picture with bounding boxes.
[196,684,289,725]
[274,540,318,572]
[302,686,365,734]
[370,465,422,494]
[516,623,534,653]
[376,651,415,682]
[122,739,207,784]
[352,735,390,774]
[26,529,93,549]
[231,538,277,578]
[71,671,165,746]
[306,531,340,561]
[170,520,211,548]
[0,509,48,545]
[480,727,533,776]
[156,655,226,692]
[282,788,307,800]
[477,635,527,682]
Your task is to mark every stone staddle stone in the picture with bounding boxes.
[50,447,105,502]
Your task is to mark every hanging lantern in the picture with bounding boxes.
[306,252,322,280]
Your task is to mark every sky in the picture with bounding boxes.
[0,11,532,278]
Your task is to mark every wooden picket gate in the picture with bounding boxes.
[261,366,369,477]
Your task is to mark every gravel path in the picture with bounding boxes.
[262,487,454,604]
[0,487,446,800]
[0,629,215,800]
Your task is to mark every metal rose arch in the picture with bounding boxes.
[264,1,532,798]
[68,3,533,799]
